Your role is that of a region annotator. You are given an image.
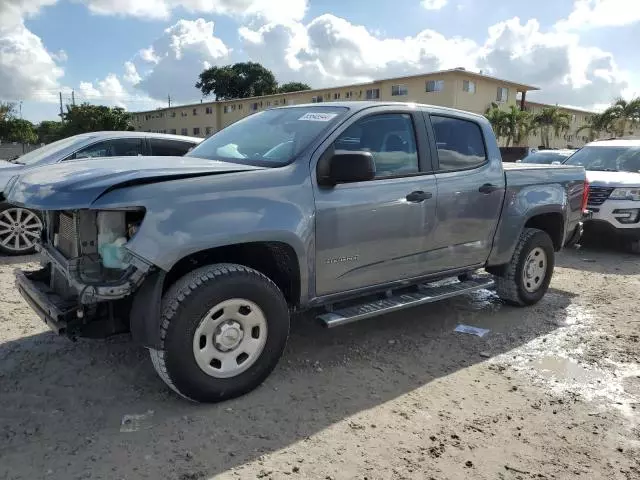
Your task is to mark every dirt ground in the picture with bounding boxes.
[1,245,639,480]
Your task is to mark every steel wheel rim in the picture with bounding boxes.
[522,247,547,293]
[192,298,268,379]
[0,208,42,253]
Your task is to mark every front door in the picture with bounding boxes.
[427,114,505,271]
[313,110,437,297]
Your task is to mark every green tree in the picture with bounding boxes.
[576,112,614,142]
[277,82,311,93]
[533,106,571,148]
[37,120,64,144]
[602,97,640,137]
[0,118,37,144]
[0,102,16,123]
[196,62,278,100]
[484,102,509,144]
[61,103,132,136]
[503,105,536,147]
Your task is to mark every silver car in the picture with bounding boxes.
[0,131,202,255]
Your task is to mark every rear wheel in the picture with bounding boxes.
[0,203,42,255]
[494,228,555,306]
[149,263,290,402]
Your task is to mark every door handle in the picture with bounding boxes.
[479,183,500,194]
[406,191,433,203]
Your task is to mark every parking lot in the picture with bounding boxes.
[1,245,639,480]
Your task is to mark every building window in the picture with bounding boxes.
[571,114,576,123]
[267,101,271,107]
[366,89,380,100]
[345,91,353,99]
[193,108,198,116]
[496,87,509,102]
[463,80,476,93]
[193,127,200,136]
[334,92,341,100]
[239,104,243,110]
[250,103,259,111]
[426,80,445,93]
[181,128,188,135]
[206,127,213,135]
[311,96,323,103]
[171,112,176,118]
[274,100,279,106]
[232,105,236,111]
[206,107,213,114]
[391,84,408,96]
[169,129,177,134]
[181,112,187,117]
[224,106,229,113]
[281,98,286,105]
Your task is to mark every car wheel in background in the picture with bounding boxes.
[0,202,43,256]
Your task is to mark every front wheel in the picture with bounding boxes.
[494,228,555,306]
[150,263,290,402]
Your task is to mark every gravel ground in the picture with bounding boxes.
[1,246,639,480]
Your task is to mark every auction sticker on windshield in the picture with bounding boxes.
[298,112,339,122]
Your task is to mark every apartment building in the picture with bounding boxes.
[132,67,538,138]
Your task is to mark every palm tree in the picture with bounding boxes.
[576,112,614,142]
[602,97,640,137]
[533,106,571,148]
[484,102,509,144]
[504,105,536,146]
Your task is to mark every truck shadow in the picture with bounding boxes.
[0,288,576,480]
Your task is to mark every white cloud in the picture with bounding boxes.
[123,61,141,84]
[0,0,64,102]
[556,0,640,30]
[78,73,127,106]
[240,13,634,110]
[421,0,448,10]
[81,0,308,22]
[240,14,477,87]
[133,18,230,102]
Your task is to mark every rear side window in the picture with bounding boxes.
[430,115,487,171]
[149,139,196,156]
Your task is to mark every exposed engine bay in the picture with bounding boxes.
[17,209,154,338]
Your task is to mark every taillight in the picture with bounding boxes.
[581,180,590,212]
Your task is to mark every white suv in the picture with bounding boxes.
[564,139,640,250]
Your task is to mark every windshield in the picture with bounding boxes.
[521,151,570,164]
[563,145,640,172]
[12,135,93,166]
[186,106,349,167]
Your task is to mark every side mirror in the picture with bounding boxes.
[317,150,376,186]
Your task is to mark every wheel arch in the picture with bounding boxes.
[130,241,302,349]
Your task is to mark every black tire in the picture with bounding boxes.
[149,263,290,403]
[494,228,555,306]
[0,202,42,256]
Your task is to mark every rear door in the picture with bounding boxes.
[313,107,438,297]
[426,113,505,270]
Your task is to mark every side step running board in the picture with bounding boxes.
[317,277,495,328]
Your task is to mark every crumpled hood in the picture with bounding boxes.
[5,155,264,210]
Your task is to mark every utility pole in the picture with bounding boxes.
[168,94,171,108]
[59,92,64,121]
[72,90,76,106]
[19,101,22,119]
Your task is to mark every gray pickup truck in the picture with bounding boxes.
[6,102,588,402]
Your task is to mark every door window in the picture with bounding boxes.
[430,116,487,171]
[333,113,419,178]
[149,138,196,156]
[72,138,143,159]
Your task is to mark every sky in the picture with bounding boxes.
[1,0,640,123]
